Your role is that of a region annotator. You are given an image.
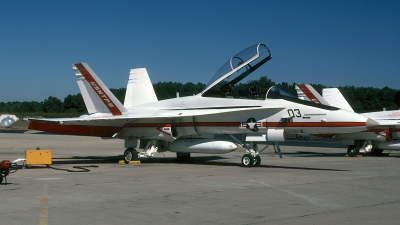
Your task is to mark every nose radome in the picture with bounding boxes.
[366,118,380,129]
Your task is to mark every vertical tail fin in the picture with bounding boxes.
[124,68,158,108]
[73,62,127,116]
[295,84,355,112]
[295,84,329,105]
[322,88,354,112]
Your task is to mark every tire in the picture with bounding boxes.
[241,154,254,167]
[123,148,138,163]
[0,176,3,184]
[347,146,358,157]
[253,155,261,167]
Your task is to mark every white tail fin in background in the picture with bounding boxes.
[73,62,127,116]
[124,68,158,108]
[295,84,355,112]
[322,88,354,112]
[295,84,329,105]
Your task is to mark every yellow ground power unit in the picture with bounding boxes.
[25,150,52,165]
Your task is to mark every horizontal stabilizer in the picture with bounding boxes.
[124,68,158,108]
[73,63,127,116]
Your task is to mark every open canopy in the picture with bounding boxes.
[201,43,272,97]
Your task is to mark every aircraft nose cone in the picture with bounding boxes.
[366,118,380,129]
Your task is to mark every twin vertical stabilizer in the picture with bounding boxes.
[124,68,158,108]
[296,84,354,112]
[322,88,354,112]
[73,62,127,116]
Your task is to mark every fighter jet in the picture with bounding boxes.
[28,43,378,167]
[296,84,400,156]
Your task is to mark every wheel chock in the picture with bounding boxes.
[118,160,141,165]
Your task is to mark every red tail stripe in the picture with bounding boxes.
[297,84,321,104]
[75,63,122,116]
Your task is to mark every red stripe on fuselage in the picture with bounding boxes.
[123,122,241,128]
[262,122,366,128]
[28,120,367,137]
[124,121,364,128]
[75,63,122,116]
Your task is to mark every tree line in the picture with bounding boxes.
[1,77,399,116]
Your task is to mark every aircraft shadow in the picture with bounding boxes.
[280,151,347,157]
[0,129,29,134]
[280,151,400,158]
[49,155,348,172]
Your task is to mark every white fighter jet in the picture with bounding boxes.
[296,84,400,156]
[28,43,378,167]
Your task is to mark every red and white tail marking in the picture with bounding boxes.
[75,63,124,116]
[296,84,329,105]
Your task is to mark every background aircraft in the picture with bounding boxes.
[296,84,400,156]
[0,114,19,128]
[29,43,377,167]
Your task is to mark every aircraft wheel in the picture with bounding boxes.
[177,152,190,161]
[253,155,261,167]
[347,146,358,157]
[241,154,254,167]
[124,148,138,163]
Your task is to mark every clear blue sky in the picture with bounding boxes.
[1,0,399,102]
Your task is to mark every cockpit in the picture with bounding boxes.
[201,43,272,98]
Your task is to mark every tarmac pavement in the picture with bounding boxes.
[1,130,400,225]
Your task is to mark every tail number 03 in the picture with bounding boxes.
[287,109,301,118]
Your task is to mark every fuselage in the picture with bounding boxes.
[29,94,374,140]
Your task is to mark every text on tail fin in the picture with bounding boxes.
[74,63,125,116]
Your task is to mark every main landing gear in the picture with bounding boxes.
[241,153,261,167]
[239,142,269,167]
[229,135,281,168]
[123,148,138,163]
[347,145,358,157]
[347,140,374,157]
[241,143,282,167]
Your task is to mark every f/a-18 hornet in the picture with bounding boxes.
[296,84,400,156]
[29,43,378,167]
